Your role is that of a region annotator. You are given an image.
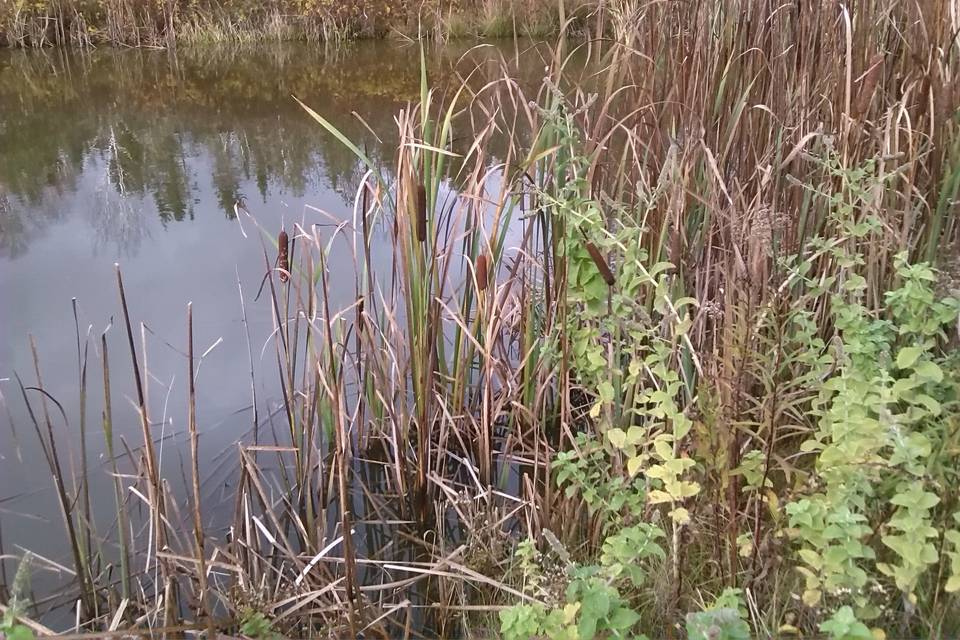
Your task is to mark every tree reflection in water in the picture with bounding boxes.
[0,40,548,257]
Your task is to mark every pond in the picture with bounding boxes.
[0,39,552,629]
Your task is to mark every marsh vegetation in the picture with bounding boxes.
[1,0,584,47]
[2,1,960,638]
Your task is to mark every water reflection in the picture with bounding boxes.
[0,40,548,257]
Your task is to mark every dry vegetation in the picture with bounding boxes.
[0,0,583,46]
[3,1,960,638]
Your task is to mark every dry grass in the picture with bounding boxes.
[0,0,592,47]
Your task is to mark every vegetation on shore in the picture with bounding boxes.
[2,0,960,638]
[0,0,587,47]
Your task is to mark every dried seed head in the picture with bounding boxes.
[415,183,427,243]
[936,76,955,127]
[935,244,960,299]
[278,229,289,283]
[702,300,723,320]
[584,241,615,286]
[476,254,488,292]
[357,296,365,333]
[853,53,884,119]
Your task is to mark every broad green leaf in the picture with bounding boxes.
[608,606,640,631]
[914,360,943,383]
[598,381,615,403]
[896,346,923,369]
[913,393,942,415]
[674,414,692,440]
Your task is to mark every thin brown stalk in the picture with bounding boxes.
[187,303,213,632]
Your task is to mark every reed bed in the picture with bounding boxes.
[0,0,590,48]
[3,1,960,637]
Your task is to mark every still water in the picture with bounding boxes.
[0,40,547,619]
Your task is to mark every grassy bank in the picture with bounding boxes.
[3,1,960,638]
[0,0,590,47]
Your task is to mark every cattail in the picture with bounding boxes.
[584,241,615,286]
[415,184,427,243]
[935,76,954,127]
[278,229,289,282]
[853,53,884,119]
[476,253,489,292]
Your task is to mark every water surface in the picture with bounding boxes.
[0,40,549,620]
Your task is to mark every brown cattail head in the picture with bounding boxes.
[935,75,954,127]
[584,241,615,286]
[278,229,289,282]
[853,53,884,119]
[415,183,427,243]
[476,253,488,292]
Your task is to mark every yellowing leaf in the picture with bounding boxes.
[607,428,627,449]
[645,464,670,480]
[766,490,780,518]
[945,575,960,593]
[677,481,701,498]
[802,588,822,607]
[647,490,673,504]
[653,438,674,461]
[627,456,643,477]
[589,400,602,419]
[798,548,822,570]
[669,507,690,525]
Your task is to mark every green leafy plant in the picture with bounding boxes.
[502,436,666,639]
[554,434,647,529]
[818,606,874,640]
[786,247,960,620]
[684,588,751,640]
[239,610,281,640]
[2,555,36,640]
